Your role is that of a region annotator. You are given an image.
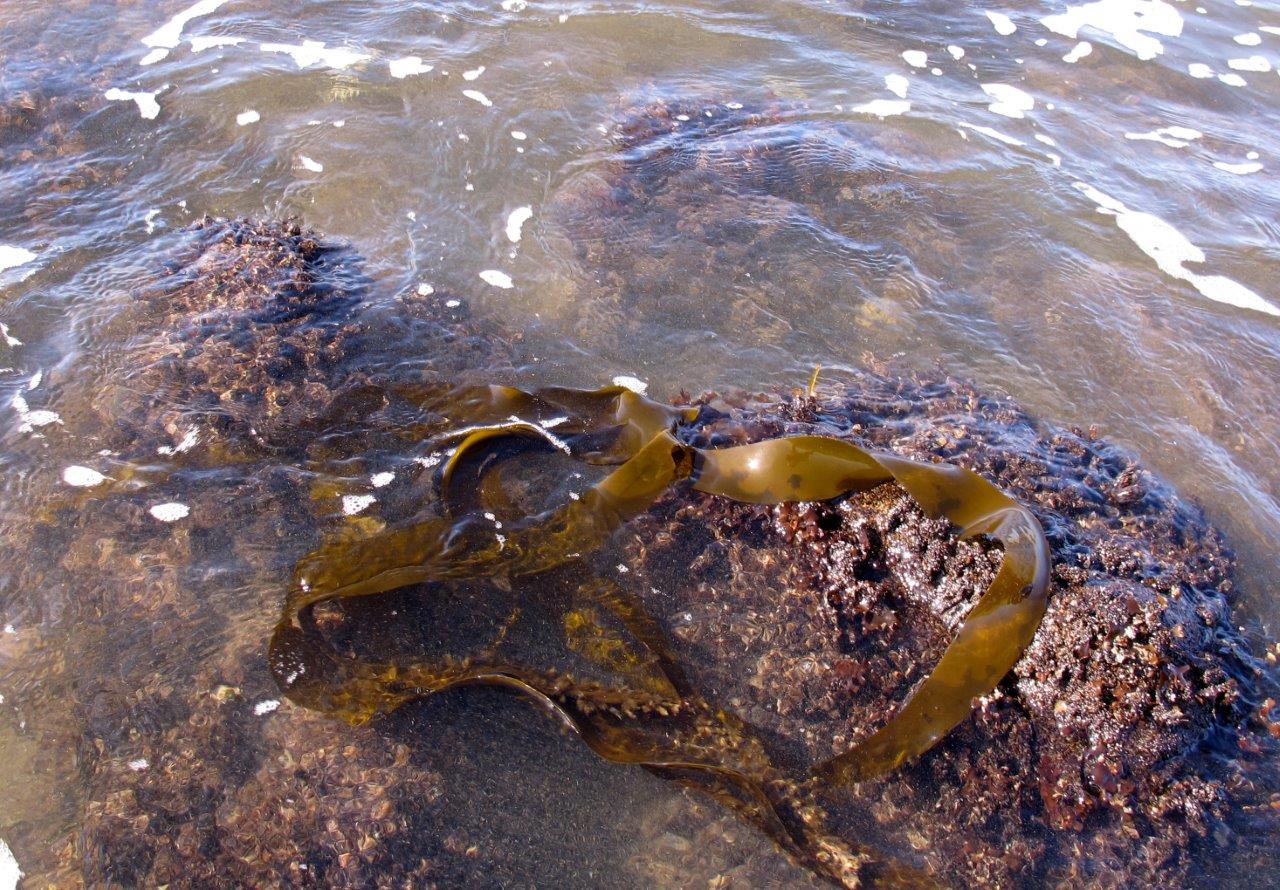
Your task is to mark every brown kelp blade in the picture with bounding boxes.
[691,439,1050,782]
[289,427,693,605]
[270,385,1049,887]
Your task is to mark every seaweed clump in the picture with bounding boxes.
[270,382,1050,886]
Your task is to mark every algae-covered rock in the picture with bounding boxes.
[1,125,1275,889]
[623,376,1277,886]
[2,216,1269,890]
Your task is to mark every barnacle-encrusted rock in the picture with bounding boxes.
[617,377,1277,886]
[539,92,963,366]
[3,218,530,887]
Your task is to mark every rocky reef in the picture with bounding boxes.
[536,92,988,370]
[0,214,1274,889]
[1,91,1277,888]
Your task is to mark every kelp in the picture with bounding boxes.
[269,384,1050,887]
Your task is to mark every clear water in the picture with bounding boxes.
[1,0,1279,885]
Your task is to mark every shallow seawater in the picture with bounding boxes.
[1,0,1279,886]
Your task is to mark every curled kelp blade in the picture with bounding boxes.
[690,438,1050,782]
[691,434,892,502]
[271,596,939,889]
[283,387,694,606]
[430,383,696,463]
[287,427,693,607]
[431,425,1051,780]
[270,573,685,725]
[273,647,936,886]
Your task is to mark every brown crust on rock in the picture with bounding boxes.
[612,377,1275,886]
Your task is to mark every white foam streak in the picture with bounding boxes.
[342,494,376,515]
[1041,0,1183,61]
[389,56,433,78]
[1213,160,1263,174]
[149,502,190,522]
[902,50,928,68]
[851,98,911,118]
[105,87,163,120]
[260,41,370,70]
[505,206,533,243]
[0,246,36,274]
[1063,41,1093,62]
[63,466,107,487]
[12,392,61,433]
[479,269,514,288]
[0,839,22,890]
[985,11,1018,35]
[1228,55,1271,72]
[982,83,1035,118]
[1124,125,1202,147]
[142,0,231,49]
[462,89,493,107]
[884,73,910,98]
[960,123,1025,146]
[1075,182,1278,316]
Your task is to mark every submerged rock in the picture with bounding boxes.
[1,218,528,888]
[72,216,509,459]
[537,92,980,370]
[1,150,1275,888]
[626,376,1278,885]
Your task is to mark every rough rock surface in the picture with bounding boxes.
[621,380,1280,886]
[76,217,507,458]
[539,93,966,366]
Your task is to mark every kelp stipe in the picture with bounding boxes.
[268,384,1050,887]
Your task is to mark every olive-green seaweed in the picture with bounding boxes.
[269,384,1050,887]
